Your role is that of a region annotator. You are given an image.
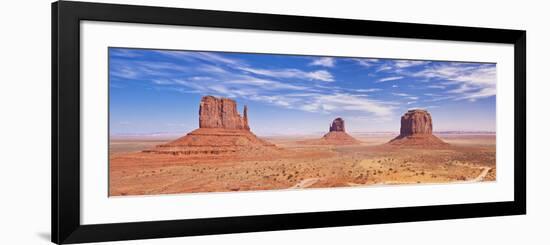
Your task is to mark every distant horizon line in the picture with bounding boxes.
[110,130,497,137]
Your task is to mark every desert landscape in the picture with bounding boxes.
[109,96,496,196]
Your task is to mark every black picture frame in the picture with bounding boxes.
[52,1,526,244]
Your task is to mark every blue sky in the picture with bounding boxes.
[109,47,496,136]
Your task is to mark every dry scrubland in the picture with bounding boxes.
[110,97,495,196]
[109,134,496,196]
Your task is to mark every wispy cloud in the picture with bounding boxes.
[110,66,139,79]
[110,60,190,79]
[309,57,335,67]
[392,92,410,97]
[377,76,403,83]
[155,50,243,66]
[357,88,382,93]
[376,65,393,72]
[371,60,429,73]
[152,79,174,85]
[226,76,309,90]
[159,70,394,118]
[427,85,446,89]
[413,63,496,101]
[110,49,142,58]
[238,67,334,82]
[296,93,394,117]
[354,58,380,67]
[394,60,430,68]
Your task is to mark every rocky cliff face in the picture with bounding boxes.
[199,96,249,130]
[329,118,346,132]
[389,109,448,147]
[148,96,277,156]
[399,109,433,136]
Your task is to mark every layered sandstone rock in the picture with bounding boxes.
[199,96,249,130]
[399,109,432,135]
[146,96,277,156]
[388,109,448,147]
[301,118,361,145]
[329,117,346,132]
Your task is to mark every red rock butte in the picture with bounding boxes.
[301,117,361,145]
[388,109,448,146]
[199,96,250,130]
[145,96,277,156]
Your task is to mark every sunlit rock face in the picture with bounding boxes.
[399,109,433,136]
[198,96,249,130]
[389,109,448,147]
[329,118,346,132]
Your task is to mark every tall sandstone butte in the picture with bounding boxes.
[329,117,346,132]
[400,109,433,135]
[389,109,448,146]
[147,96,276,156]
[301,117,361,145]
[199,96,249,130]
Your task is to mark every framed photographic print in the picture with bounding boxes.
[52,1,526,244]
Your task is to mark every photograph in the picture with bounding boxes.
[108,47,497,196]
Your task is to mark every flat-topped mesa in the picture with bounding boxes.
[329,118,346,132]
[389,109,448,147]
[400,109,432,136]
[199,96,249,130]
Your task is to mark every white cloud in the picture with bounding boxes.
[155,50,242,66]
[356,88,382,93]
[377,76,403,82]
[226,76,309,91]
[424,95,457,102]
[169,74,394,118]
[190,76,214,81]
[376,65,393,72]
[296,93,394,117]
[110,60,191,79]
[110,49,142,58]
[394,60,430,68]
[110,66,138,79]
[198,64,229,74]
[309,57,335,67]
[354,58,380,67]
[458,87,496,102]
[198,52,242,65]
[136,61,189,73]
[427,85,446,89]
[307,70,334,82]
[370,60,429,74]
[392,92,410,97]
[152,79,174,85]
[238,67,334,82]
[413,63,496,100]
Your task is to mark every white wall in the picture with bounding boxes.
[0,0,547,244]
